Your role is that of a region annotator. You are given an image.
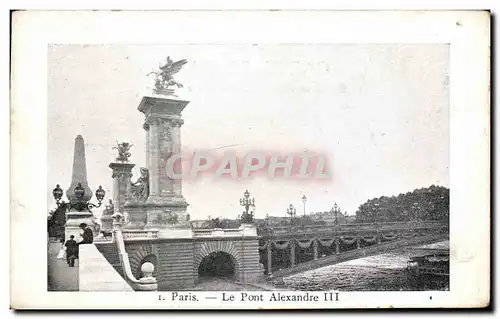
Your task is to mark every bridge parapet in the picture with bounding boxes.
[193,227,257,238]
[123,229,159,240]
[259,220,448,238]
[93,229,160,242]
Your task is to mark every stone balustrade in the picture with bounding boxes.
[122,229,159,240]
[193,228,243,237]
[92,229,159,242]
[193,228,249,237]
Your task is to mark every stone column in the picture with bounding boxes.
[290,240,296,267]
[170,119,184,197]
[313,239,318,260]
[335,238,340,254]
[267,240,272,275]
[146,119,161,199]
[109,162,135,229]
[109,162,135,213]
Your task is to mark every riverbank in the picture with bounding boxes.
[282,241,449,291]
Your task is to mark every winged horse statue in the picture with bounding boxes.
[147,57,188,91]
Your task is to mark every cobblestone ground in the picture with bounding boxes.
[47,241,79,291]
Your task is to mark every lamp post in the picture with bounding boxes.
[302,195,307,217]
[331,202,340,226]
[52,183,106,212]
[287,204,296,225]
[239,189,255,224]
[374,202,380,225]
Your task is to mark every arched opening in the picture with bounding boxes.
[198,251,236,279]
[135,255,158,280]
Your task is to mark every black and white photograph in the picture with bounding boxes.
[46,43,450,293]
[10,10,490,309]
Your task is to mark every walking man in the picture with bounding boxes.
[64,235,78,267]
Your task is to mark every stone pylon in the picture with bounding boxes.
[65,135,97,240]
[123,95,191,236]
[109,162,135,225]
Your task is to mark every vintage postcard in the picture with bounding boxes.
[10,10,490,309]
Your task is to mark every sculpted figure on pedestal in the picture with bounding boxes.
[102,199,114,216]
[113,141,133,163]
[130,167,149,202]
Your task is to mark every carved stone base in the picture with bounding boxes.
[122,203,147,230]
[65,211,97,241]
[144,201,190,230]
[145,195,188,206]
[100,215,114,232]
[123,197,191,231]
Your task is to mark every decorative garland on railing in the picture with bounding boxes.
[339,236,358,245]
[273,240,291,250]
[296,239,314,249]
[381,233,398,240]
[317,238,335,247]
[361,235,378,243]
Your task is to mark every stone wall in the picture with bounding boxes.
[125,239,195,291]
[98,237,262,291]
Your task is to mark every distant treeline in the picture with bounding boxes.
[354,185,449,223]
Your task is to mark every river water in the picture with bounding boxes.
[281,241,449,291]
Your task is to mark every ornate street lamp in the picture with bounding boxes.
[331,202,340,226]
[287,204,296,225]
[52,182,106,213]
[52,184,64,204]
[239,189,255,224]
[302,194,307,216]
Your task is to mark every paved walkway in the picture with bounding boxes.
[47,241,78,291]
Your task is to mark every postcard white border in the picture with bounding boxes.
[10,10,490,309]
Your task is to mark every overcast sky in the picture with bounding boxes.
[47,44,449,220]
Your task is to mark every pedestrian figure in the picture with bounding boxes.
[78,223,94,245]
[64,235,78,267]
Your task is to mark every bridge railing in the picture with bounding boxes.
[93,229,160,242]
[122,229,159,240]
[258,220,447,236]
[193,228,244,237]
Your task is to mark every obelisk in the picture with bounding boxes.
[65,135,97,240]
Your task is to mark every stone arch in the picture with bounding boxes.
[128,243,159,279]
[194,241,242,280]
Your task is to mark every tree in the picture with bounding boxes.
[354,185,449,222]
